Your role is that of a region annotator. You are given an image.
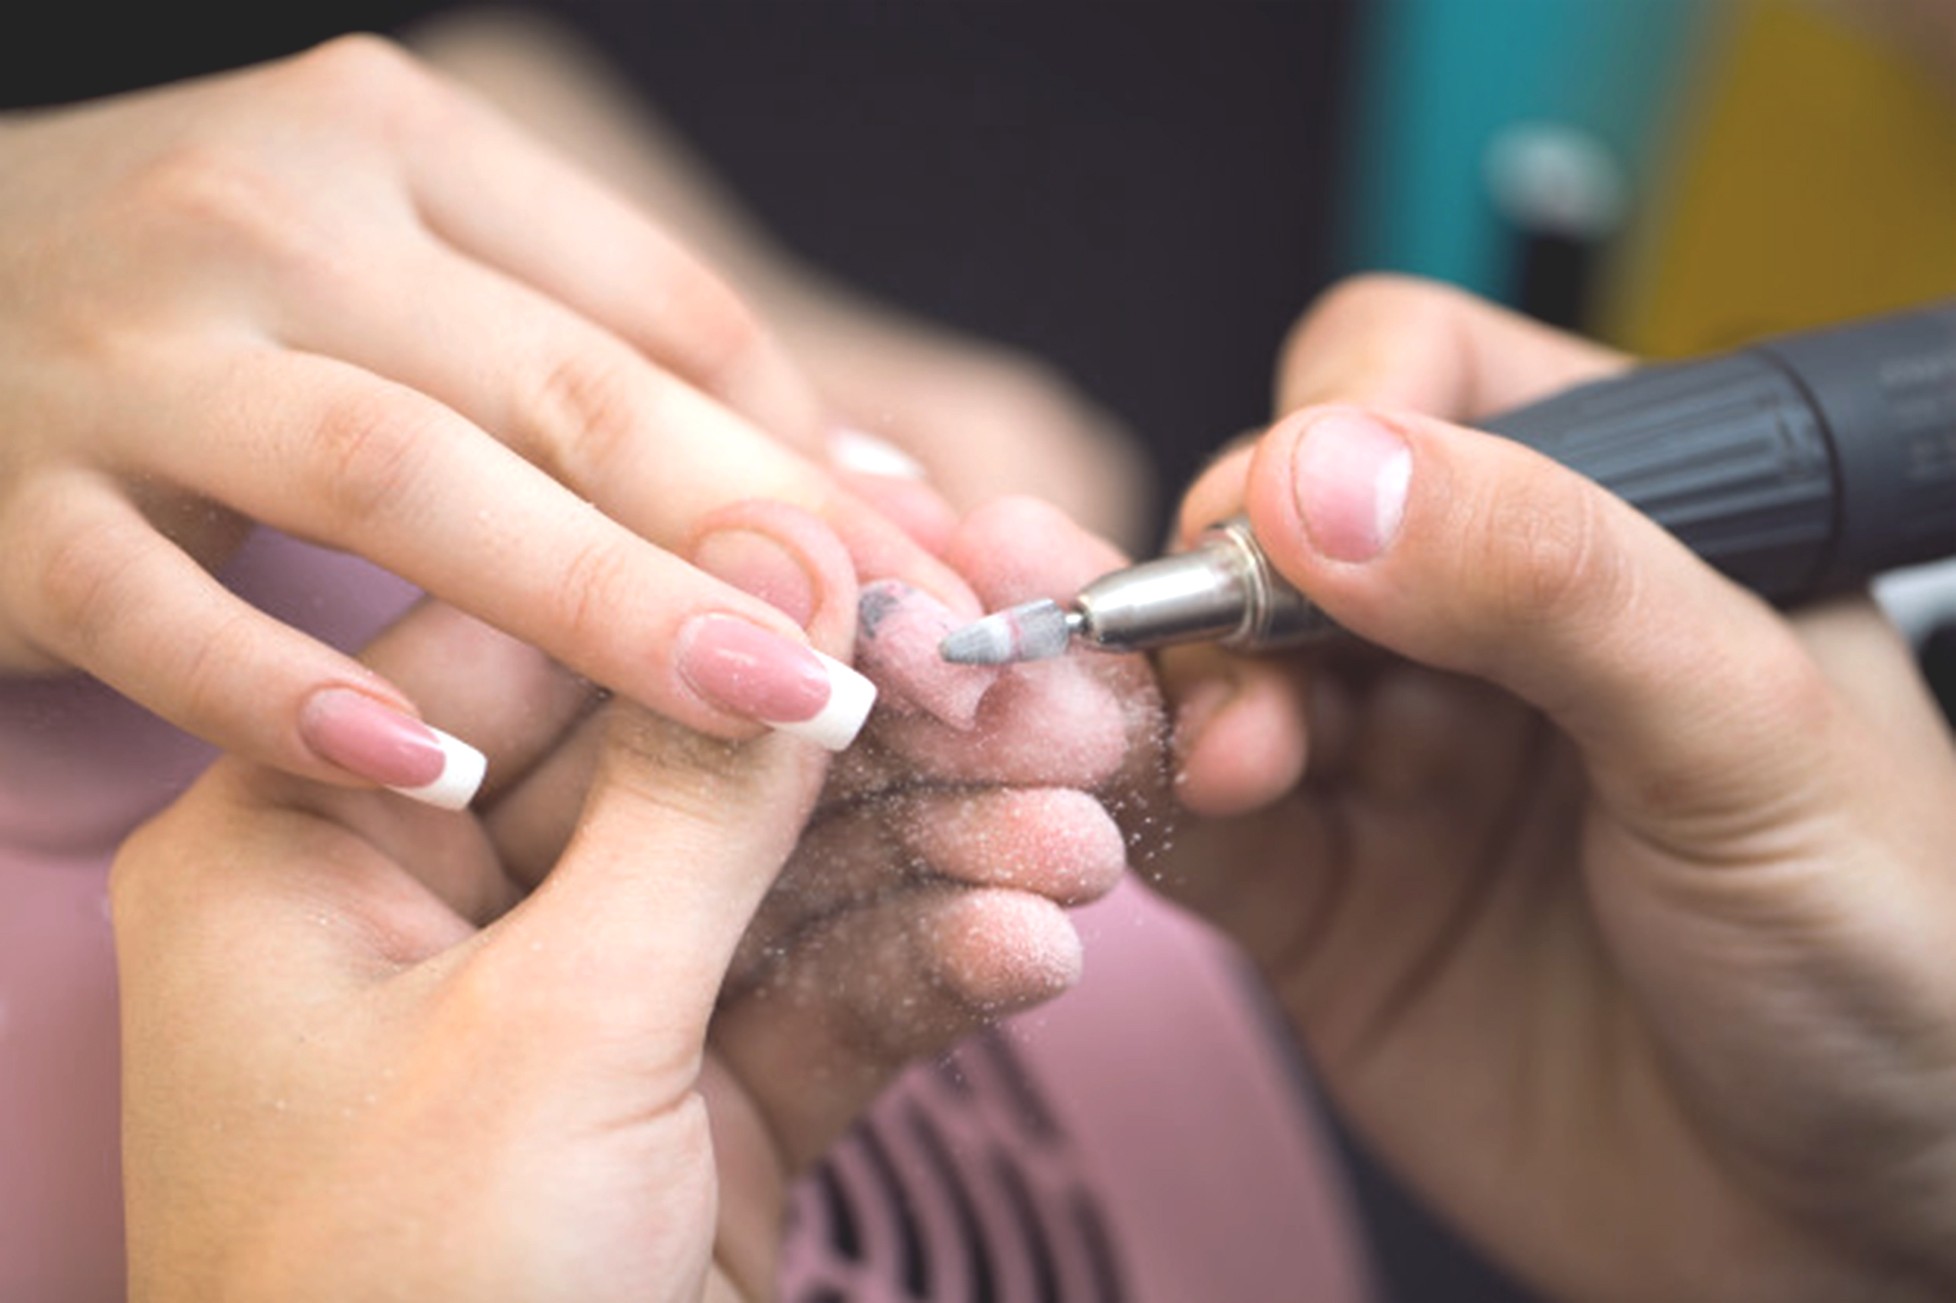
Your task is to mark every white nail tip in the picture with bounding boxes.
[773,651,878,751]
[389,727,487,811]
[828,427,927,480]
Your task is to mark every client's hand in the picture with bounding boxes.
[113,496,1149,1301]
[112,591,839,1300]
[0,34,974,800]
[1153,276,1956,1303]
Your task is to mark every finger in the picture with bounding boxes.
[1242,403,1847,843]
[262,599,598,926]
[728,785,1128,988]
[1271,272,1626,422]
[261,229,978,621]
[857,495,1157,786]
[275,237,894,558]
[827,495,1152,785]
[112,590,599,990]
[1791,594,1954,757]
[1177,274,1626,549]
[347,600,598,810]
[265,34,825,445]
[1168,278,1628,809]
[480,500,866,887]
[129,348,877,751]
[474,710,831,1063]
[0,470,489,807]
[826,427,962,554]
[714,883,1085,1171]
[1156,643,1313,817]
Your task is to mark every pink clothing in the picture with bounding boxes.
[0,532,418,1301]
[0,532,1373,1302]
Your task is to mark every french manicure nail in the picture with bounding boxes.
[300,688,486,811]
[829,426,927,480]
[676,614,877,751]
[1291,409,1412,563]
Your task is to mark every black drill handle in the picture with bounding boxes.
[1481,302,1956,603]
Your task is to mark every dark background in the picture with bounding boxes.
[3,5,1538,1300]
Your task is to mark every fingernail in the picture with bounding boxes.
[676,614,877,751]
[300,688,486,811]
[1291,410,1412,563]
[856,579,998,730]
[692,527,817,626]
[828,426,927,480]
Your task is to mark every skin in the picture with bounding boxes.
[404,6,1156,556]
[0,33,985,786]
[112,499,1156,1302]
[1151,275,1956,1302]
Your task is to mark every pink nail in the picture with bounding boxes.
[676,615,876,751]
[1290,410,1412,563]
[855,580,998,730]
[300,688,486,811]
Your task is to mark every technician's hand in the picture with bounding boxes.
[0,35,974,801]
[1154,276,1956,1303]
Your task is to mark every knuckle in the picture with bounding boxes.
[306,391,439,526]
[124,141,294,240]
[552,532,642,650]
[30,516,140,660]
[120,141,352,289]
[279,33,433,123]
[1470,470,1620,632]
[528,349,649,483]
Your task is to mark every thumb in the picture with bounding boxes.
[1244,404,1843,844]
[479,708,837,1056]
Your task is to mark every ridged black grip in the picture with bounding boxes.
[1481,303,1956,604]
[1483,355,1836,601]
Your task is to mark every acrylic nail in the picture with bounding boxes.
[1290,409,1412,563]
[828,426,927,480]
[855,579,998,730]
[299,688,487,811]
[676,614,877,751]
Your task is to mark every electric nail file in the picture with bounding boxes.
[942,300,1956,664]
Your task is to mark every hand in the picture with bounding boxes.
[1152,276,1956,1302]
[405,8,1158,556]
[0,34,974,800]
[113,496,1146,1301]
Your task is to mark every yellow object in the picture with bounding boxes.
[1604,0,1956,357]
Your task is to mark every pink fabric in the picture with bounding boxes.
[0,532,417,1301]
[776,878,1376,1302]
